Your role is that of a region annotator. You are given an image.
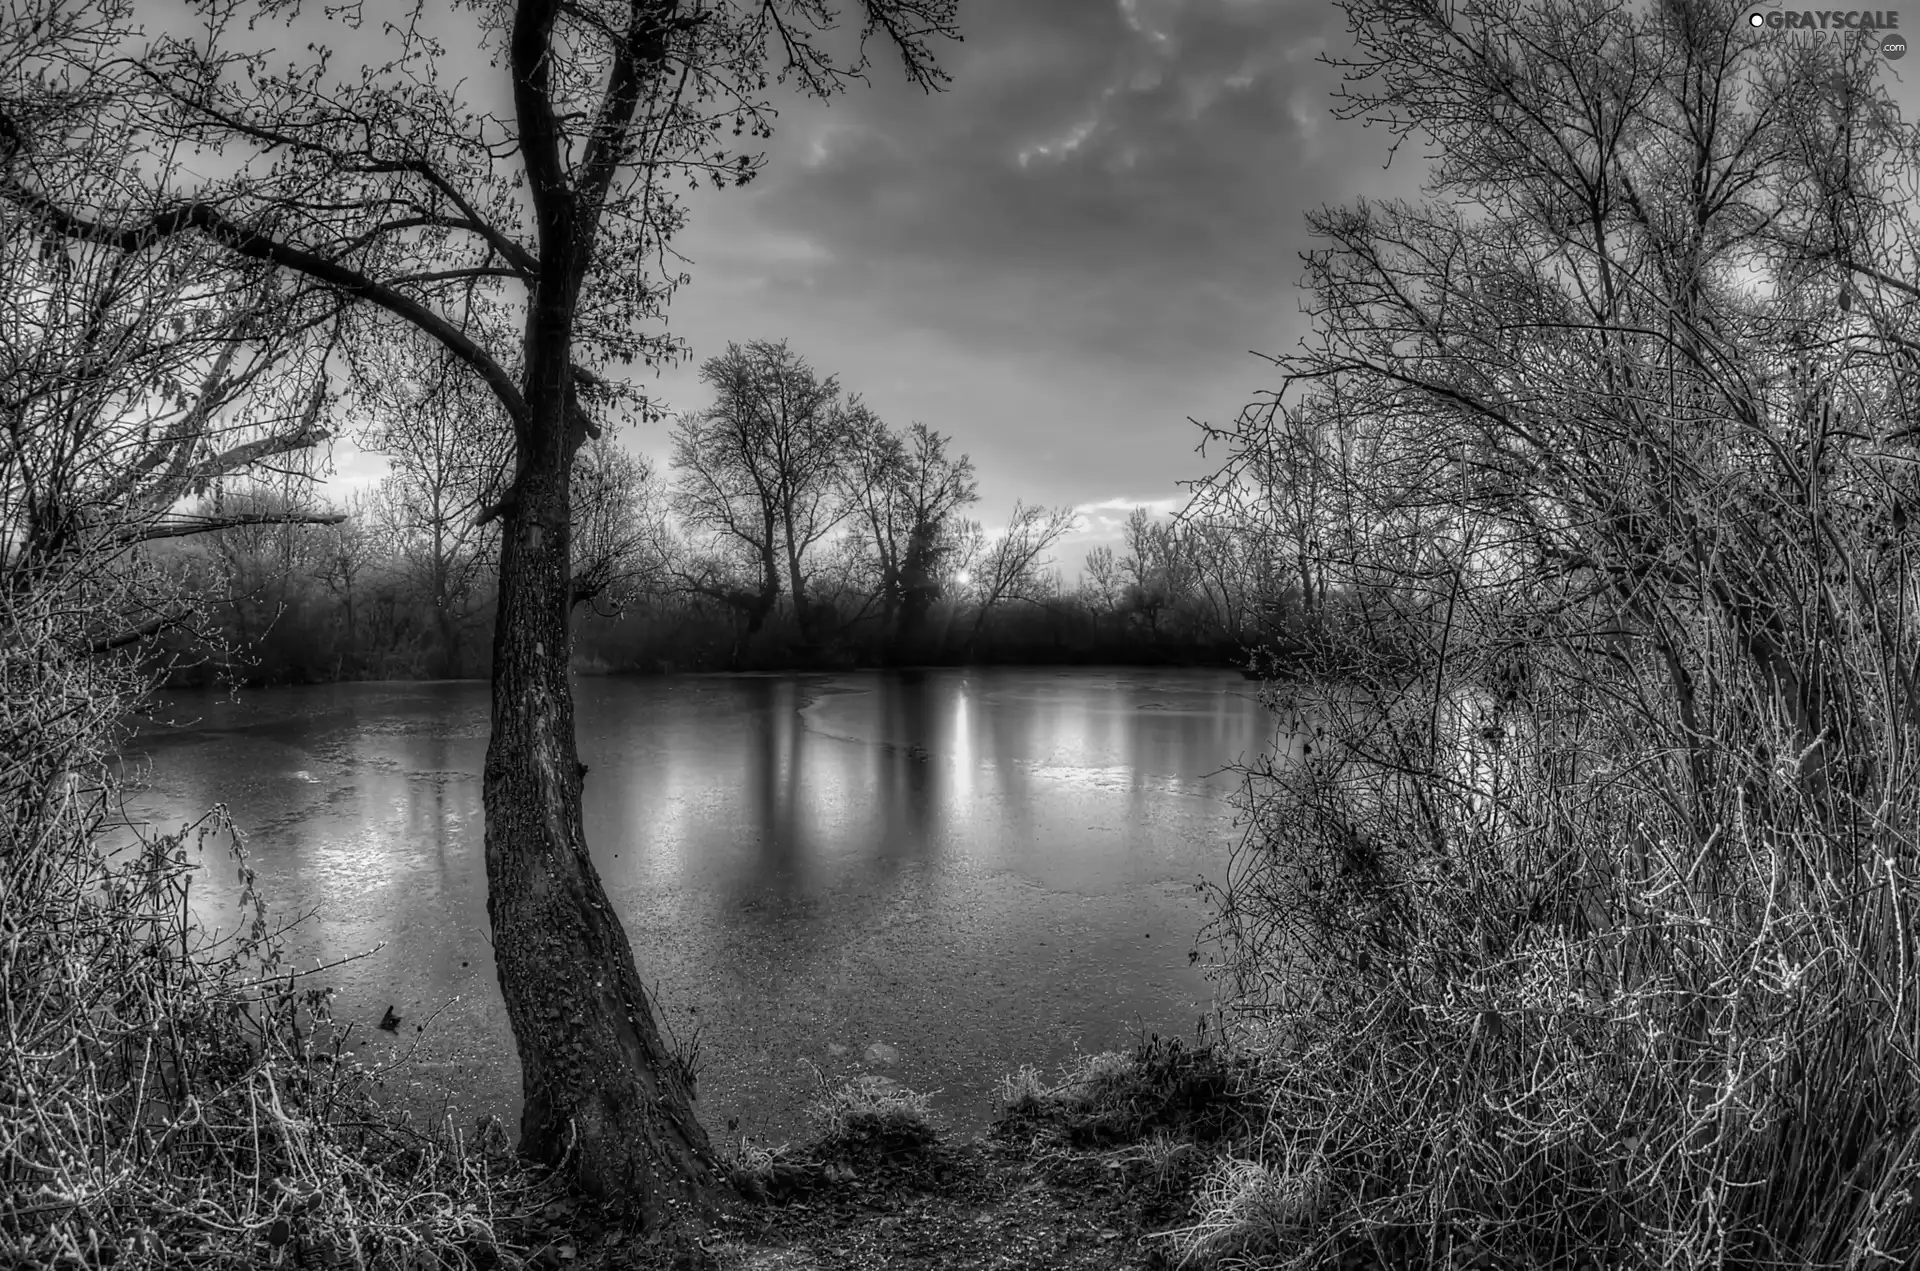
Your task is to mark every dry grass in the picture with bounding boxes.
[994,1064,1049,1118]
[0,803,555,1269]
[995,1034,1249,1148]
[805,1074,940,1159]
[1162,1155,1331,1269]
[0,610,553,1269]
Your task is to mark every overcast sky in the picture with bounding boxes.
[316,0,1415,572]
[636,0,1415,569]
[327,0,1920,576]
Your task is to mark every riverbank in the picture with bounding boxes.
[155,639,1279,689]
[333,1034,1276,1271]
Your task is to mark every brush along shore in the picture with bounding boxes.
[419,1032,1273,1271]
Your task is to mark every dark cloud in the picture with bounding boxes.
[644,0,1420,552]
[742,0,1375,362]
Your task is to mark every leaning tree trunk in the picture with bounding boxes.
[482,384,718,1227]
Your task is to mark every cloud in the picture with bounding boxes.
[723,0,1370,369]
[1069,495,1189,535]
[646,0,1419,529]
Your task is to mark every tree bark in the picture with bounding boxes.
[483,358,717,1228]
[476,0,722,1228]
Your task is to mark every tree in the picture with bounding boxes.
[1,0,958,1229]
[1168,507,1278,643]
[572,430,670,615]
[311,488,379,657]
[354,342,511,676]
[965,500,1077,648]
[0,107,339,658]
[1116,506,1195,640]
[840,411,977,645]
[1186,385,1369,640]
[669,341,853,642]
[1079,544,1124,618]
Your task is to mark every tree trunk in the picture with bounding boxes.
[782,519,810,640]
[483,397,718,1229]
[435,601,462,678]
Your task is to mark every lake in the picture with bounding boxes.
[119,667,1277,1144]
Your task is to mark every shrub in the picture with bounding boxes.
[1201,648,1920,1268]
[0,601,533,1268]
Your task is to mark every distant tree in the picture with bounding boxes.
[190,477,345,678]
[966,500,1077,648]
[1171,511,1263,641]
[668,401,785,640]
[1079,544,1125,619]
[571,431,669,615]
[1117,507,1196,640]
[669,341,853,641]
[840,410,977,644]
[354,343,509,675]
[311,489,380,655]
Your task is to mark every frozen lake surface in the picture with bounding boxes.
[122,667,1276,1142]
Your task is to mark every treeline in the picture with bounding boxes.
[159,340,1321,684]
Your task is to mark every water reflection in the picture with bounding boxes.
[124,668,1273,1139]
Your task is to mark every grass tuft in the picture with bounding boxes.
[995,1032,1248,1147]
[806,1074,940,1161]
[1162,1155,1330,1269]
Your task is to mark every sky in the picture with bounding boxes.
[629,0,1415,569]
[329,0,1420,572]
[322,0,1920,576]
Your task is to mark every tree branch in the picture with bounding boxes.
[125,511,347,544]
[2,182,532,432]
[87,612,184,655]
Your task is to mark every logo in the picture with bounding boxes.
[1746,7,1906,56]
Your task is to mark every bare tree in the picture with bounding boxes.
[1079,544,1124,618]
[840,411,977,645]
[669,341,853,641]
[965,500,1076,648]
[1,0,957,1226]
[311,488,380,656]
[1186,384,1390,648]
[0,72,339,656]
[572,430,669,614]
[1191,0,1920,1262]
[668,407,785,644]
[1116,506,1196,640]
[353,342,510,675]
